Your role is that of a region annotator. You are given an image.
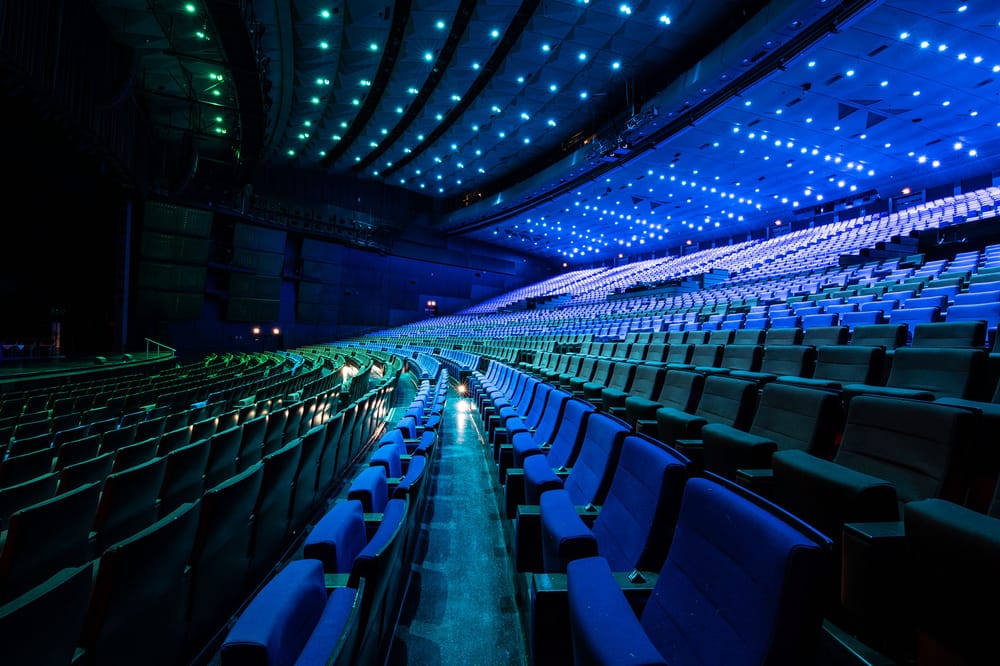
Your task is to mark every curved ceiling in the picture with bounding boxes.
[90,0,1000,266]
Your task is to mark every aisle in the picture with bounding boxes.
[386,386,528,665]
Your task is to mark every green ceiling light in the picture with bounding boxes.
[212,89,221,96]
[311,96,320,104]
[369,42,379,51]
[287,149,295,156]
[320,9,331,19]
[184,3,197,14]
[215,115,223,123]
[320,41,329,50]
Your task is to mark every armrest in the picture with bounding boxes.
[673,439,704,468]
[735,468,775,498]
[504,468,525,519]
[565,557,664,665]
[529,567,659,665]
[635,419,658,436]
[576,503,600,527]
[841,521,908,637]
[515,504,543,572]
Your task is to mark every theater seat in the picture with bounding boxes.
[840,346,990,406]
[302,496,410,665]
[221,558,363,666]
[0,562,94,666]
[538,434,690,573]
[769,395,978,631]
[565,475,832,666]
[902,498,1000,665]
[81,501,201,666]
[654,374,758,450]
[701,382,843,484]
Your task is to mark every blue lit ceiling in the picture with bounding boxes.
[93,1,1000,267]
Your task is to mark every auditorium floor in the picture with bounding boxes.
[386,385,529,665]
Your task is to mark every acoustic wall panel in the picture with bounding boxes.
[229,274,282,300]
[140,232,212,265]
[296,301,338,324]
[234,222,286,254]
[226,297,280,322]
[135,290,204,320]
[300,237,343,264]
[230,248,284,275]
[299,259,341,282]
[138,261,207,292]
[143,201,213,238]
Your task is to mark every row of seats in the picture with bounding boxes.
[0,347,403,665]
[218,369,447,666]
[471,354,1000,665]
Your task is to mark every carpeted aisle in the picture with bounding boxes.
[386,386,528,665]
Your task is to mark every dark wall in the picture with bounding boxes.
[0,92,123,355]
[128,203,553,359]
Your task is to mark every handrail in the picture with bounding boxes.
[145,337,177,358]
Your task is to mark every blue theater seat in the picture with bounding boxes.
[301,495,410,665]
[515,411,631,572]
[654,373,758,448]
[538,434,690,574]
[565,475,832,666]
[220,558,363,666]
[521,410,630,505]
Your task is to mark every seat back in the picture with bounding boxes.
[903,498,1000,665]
[653,370,705,413]
[562,411,631,506]
[0,480,102,602]
[535,398,596,469]
[591,435,690,572]
[219,559,359,666]
[93,455,169,553]
[81,501,201,666]
[158,438,211,516]
[850,323,908,349]
[809,344,885,386]
[886,347,989,400]
[0,562,94,666]
[910,320,987,348]
[186,462,265,649]
[833,396,977,509]
[802,325,849,346]
[648,475,831,663]
[248,438,304,585]
[717,343,764,372]
[567,475,831,666]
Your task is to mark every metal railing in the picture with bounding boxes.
[144,338,177,358]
